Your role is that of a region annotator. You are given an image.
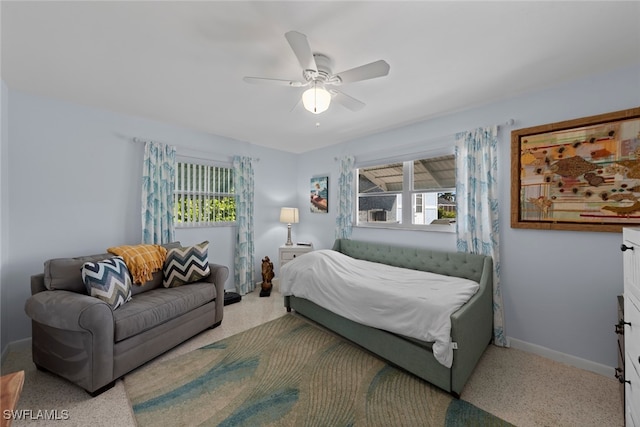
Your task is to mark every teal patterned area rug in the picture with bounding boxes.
[125,315,513,426]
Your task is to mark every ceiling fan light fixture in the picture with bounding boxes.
[302,83,331,114]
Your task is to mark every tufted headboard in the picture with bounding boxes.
[331,239,491,285]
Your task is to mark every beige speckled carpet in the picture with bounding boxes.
[125,315,513,426]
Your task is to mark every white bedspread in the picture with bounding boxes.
[280,249,479,368]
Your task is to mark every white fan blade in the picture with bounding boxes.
[243,77,307,87]
[285,31,317,72]
[330,89,365,111]
[334,60,390,84]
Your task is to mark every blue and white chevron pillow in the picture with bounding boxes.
[163,241,211,288]
[81,256,132,310]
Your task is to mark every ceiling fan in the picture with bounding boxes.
[243,31,390,114]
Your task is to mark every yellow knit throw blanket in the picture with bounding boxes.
[107,244,167,284]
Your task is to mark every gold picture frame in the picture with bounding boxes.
[511,107,640,232]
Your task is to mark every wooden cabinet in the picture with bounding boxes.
[0,371,24,427]
[279,244,313,269]
[621,228,640,425]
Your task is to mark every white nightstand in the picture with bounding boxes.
[279,244,313,269]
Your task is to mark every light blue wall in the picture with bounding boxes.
[1,80,9,354]
[0,88,296,352]
[2,63,639,370]
[295,63,640,369]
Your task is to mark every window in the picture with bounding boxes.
[357,154,456,229]
[174,161,236,227]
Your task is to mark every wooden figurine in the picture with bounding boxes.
[260,256,274,297]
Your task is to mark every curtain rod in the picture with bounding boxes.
[131,137,260,162]
[334,118,516,162]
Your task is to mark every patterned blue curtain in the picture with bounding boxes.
[141,141,176,244]
[233,156,255,295]
[455,126,508,347]
[335,155,355,240]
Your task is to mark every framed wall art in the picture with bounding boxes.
[310,176,328,213]
[511,107,640,232]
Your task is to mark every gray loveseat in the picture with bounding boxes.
[24,242,228,396]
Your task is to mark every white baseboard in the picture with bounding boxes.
[1,337,31,366]
[508,336,614,378]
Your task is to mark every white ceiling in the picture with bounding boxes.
[2,1,639,153]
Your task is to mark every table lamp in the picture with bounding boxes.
[280,207,299,246]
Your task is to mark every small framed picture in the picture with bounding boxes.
[310,176,328,213]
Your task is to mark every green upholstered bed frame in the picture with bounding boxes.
[284,238,493,397]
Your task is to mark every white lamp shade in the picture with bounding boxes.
[280,207,299,224]
[302,85,331,114]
